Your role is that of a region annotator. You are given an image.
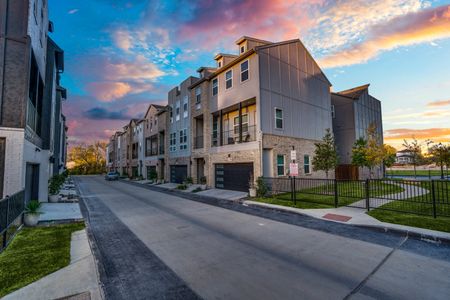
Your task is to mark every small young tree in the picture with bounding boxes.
[351,124,384,179]
[429,143,450,179]
[383,144,397,171]
[352,137,369,175]
[312,129,339,179]
[402,138,423,178]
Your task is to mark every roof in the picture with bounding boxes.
[144,103,167,118]
[235,36,272,45]
[336,84,370,99]
[214,53,238,61]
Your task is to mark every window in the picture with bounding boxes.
[170,132,177,152]
[225,70,232,89]
[169,106,173,123]
[183,96,188,118]
[240,46,245,53]
[277,155,285,176]
[275,108,283,129]
[195,87,201,103]
[179,129,187,150]
[218,61,222,68]
[304,155,311,174]
[212,78,218,96]
[241,60,249,82]
[233,114,248,134]
[331,105,335,118]
[175,101,180,121]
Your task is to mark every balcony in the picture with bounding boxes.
[211,125,256,147]
[194,136,204,149]
[26,99,41,134]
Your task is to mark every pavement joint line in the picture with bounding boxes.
[343,235,409,300]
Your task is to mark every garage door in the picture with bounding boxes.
[170,165,187,183]
[215,163,253,192]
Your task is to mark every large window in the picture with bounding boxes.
[233,114,248,134]
[241,60,249,82]
[304,155,311,174]
[175,101,180,121]
[212,78,218,96]
[225,70,233,89]
[277,155,285,176]
[275,108,283,129]
[179,129,187,150]
[183,96,188,118]
[331,105,335,118]
[170,132,177,152]
[169,106,173,123]
[195,87,201,103]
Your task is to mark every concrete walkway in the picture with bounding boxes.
[39,203,83,223]
[4,230,103,300]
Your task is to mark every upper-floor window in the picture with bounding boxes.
[179,129,187,150]
[183,96,188,118]
[304,155,311,174]
[218,61,222,68]
[241,60,249,82]
[240,46,245,54]
[169,106,173,123]
[331,105,335,118]
[225,70,233,89]
[195,87,201,103]
[212,78,218,96]
[277,155,285,176]
[275,108,283,129]
[170,132,177,152]
[176,101,180,121]
[233,114,248,134]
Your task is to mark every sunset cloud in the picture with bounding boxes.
[427,99,450,107]
[319,4,450,68]
[87,82,132,102]
[84,107,131,120]
[385,128,450,141]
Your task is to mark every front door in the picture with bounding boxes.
[25,163,39,203]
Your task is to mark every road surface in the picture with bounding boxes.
[76,176,450,300]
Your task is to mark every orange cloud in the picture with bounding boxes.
[384,127,450,149]
[87,82,131,102]
[104,55,164,82]
[319,4,450,68]
[427,99,450,107]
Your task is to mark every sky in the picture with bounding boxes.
[48,0,450,150]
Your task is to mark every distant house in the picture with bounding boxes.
[396,150,414,165]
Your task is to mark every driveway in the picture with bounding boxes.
[76,176,450,300]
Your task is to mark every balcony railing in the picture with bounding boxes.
[194,136,204,149]
[211,125,256,147]
[26,99,40,134]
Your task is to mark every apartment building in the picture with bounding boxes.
[189,36,332,191]
[167,76,199,183]
[0,0,68,202]
[331,84,383,179]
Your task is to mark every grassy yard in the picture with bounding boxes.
[0,222,85,297]
[368,181,450,232]
[254,181,404,209]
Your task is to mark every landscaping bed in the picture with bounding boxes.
[0,222,85,297]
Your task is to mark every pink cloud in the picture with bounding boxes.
[87,82,132,102]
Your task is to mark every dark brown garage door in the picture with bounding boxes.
[170,165,187,184]
[215,163,253,192]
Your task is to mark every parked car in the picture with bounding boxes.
[105,172,119,181]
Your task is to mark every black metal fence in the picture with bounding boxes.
[0,190,25,252]
[260,177,450,218]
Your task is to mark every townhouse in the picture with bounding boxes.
[107,35,383,191]
[0,0,68,202]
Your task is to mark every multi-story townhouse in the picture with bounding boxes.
[124,119,144,177]
[189,36,333,192]
[118,130,128,176]
[142,104,167,180]
[0,0,67,202]
[331,84,383,179]
[167,77,199,183]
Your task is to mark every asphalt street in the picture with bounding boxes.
[76,176,450,300]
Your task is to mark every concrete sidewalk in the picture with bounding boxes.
[39,203,83,223]
[244,200,450,242]
[4,229,103,300]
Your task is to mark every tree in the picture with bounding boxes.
[429,143,450,179]
[383,144,397,168]
[402,138,423,178]
[312,128,338,179]
[68,141,107,175]
[351,123,384,179]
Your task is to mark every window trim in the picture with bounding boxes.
[304,155,311,174]
[225,70,233,90]
[276,155,285,176]
[274,107,283,129]
[240,60,249,83]
[212,78,218,96]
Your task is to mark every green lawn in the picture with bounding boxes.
[386,169,448,177]
[255,181,404,208]
[0,222,85,297]
[368,181,450,232]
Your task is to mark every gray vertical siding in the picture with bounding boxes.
[258,41,332,141]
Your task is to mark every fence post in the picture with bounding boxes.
[334,178,338,208]
[365,179,370,212]
[431,180,437,219]
[2,196,10,249]
[293,177,297,205]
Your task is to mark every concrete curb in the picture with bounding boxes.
[243,200,450,245]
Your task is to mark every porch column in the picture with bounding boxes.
[238,102,243,143]
[219,110,223,146]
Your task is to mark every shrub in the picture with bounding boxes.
[25,200,42,214]
[199,176,207,185]
[184,177,193,184]
[256,177,268,197]
[149,169,158,180]
[192,187,202,193]
[177,184,188,190]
